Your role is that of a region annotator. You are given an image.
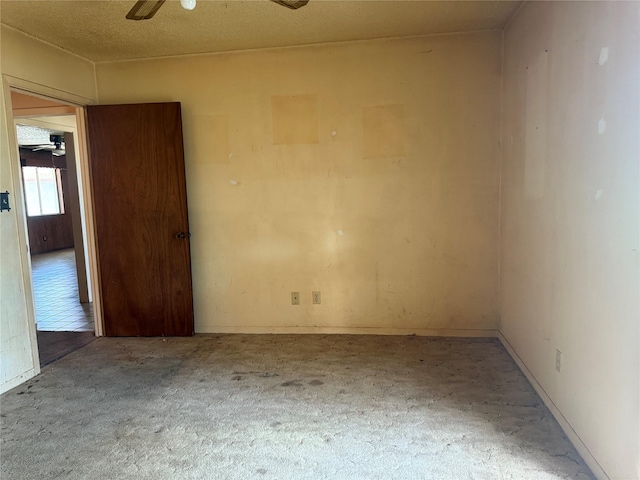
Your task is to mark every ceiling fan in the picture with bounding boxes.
[23,135,66,157]
[126,0,309,21]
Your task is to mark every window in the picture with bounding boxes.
[22,166,65,217]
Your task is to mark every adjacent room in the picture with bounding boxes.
[0,1,637,480]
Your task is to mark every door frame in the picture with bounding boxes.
[2,76,104,345]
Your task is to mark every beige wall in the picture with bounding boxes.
[1,26,96,102]
[0,74,37,392]
[500,2,639,479]
[96,31,502,335]
[0,25,96,393]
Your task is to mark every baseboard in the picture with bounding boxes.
[196,326,498,337]
[0,368,37,395]
[497,331,610,480]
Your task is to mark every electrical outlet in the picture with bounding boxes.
[312,291,321,304]
[291,292,300,305]
[555,349,562,373]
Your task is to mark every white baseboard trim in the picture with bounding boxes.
[1,368,37,395]
[497,331,610,480]
[196,326,498,337]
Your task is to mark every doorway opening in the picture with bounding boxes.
[11,90,97,366]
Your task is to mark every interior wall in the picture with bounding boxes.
[96,31,503,335]
[0,25,96,393]
[1,26,96,102]
[0,75,37,393]
[500,2,639,479]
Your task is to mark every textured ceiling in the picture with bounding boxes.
[0,0,522,62]
[15,124,62,146]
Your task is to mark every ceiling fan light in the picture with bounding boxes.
[180,0,196,11]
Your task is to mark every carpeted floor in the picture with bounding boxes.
[0,335,594,479]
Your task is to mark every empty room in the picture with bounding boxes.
[0,1,638,479]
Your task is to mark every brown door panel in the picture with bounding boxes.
[86,103,194,336]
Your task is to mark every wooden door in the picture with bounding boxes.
[86,103,194,336]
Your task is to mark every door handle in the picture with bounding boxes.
[175,232,191,240]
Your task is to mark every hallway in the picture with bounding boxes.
[31,248,93,332]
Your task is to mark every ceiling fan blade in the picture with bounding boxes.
[270,0,309,10]
[23,144,65,154]
[126,0,166,20]
[31,145,54,152]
